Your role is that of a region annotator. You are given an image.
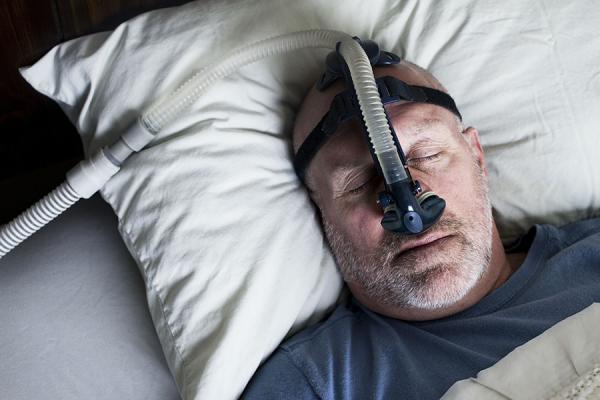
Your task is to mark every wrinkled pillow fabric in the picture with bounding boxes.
[20,0,600,398]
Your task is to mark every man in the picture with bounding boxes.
[242,58,600,399]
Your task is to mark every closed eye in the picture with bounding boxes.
[347,181,370,194]
[407,153,441,165]
[346,174,378,195]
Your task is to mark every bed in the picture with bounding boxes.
[1,0,600,399]
[0,195,180,399]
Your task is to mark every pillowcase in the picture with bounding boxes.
[20,0,600,398]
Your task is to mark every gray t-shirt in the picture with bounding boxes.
[242,218,600,399]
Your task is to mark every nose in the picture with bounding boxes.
[372,168,445,235]
[406,165,433,194]
[370,171,426,205]
[401,171,443,216]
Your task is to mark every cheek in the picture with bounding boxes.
[434,158,482,216]
[341,201,385,253]
[438,171,464,200]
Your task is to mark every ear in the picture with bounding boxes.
[462,126,487,177]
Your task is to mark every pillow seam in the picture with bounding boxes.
[117,221,191,399]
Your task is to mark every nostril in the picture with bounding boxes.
[417,191,436,206]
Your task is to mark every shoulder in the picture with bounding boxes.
[282,299,363,350]
[518,216,600,269]
[541,216,600,248]
[558,216,600,239]
[242,299,385,399]
[241,347,320,399]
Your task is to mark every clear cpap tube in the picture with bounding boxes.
[0,29,401,260]
[336,42,408,185]
[141,32,351,133]
[140,30,406,183]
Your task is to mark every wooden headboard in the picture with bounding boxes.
[1,0,192,223]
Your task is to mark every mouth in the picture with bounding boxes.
[397,233,452,256]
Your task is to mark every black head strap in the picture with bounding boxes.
[294,76,462,182]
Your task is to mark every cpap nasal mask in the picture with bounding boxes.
[295,39,461,235]
[0,30,461,260]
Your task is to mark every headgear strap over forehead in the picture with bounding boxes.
[293,75,462,182]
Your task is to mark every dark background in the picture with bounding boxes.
[0,0,191,223]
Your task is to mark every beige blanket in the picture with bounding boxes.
[442,303,600,399]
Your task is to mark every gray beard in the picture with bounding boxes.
[322,162,493,311]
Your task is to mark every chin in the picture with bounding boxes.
[403,256,487,310]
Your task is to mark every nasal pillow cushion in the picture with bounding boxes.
[20,0,600,399]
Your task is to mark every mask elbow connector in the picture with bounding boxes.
[378,182,446,235]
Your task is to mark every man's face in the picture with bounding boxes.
[299,67,494,312]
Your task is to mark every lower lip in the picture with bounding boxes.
[401,235,453,256]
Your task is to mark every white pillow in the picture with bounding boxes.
[20,0,600,398]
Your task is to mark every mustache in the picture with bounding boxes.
[379,212,464,265]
